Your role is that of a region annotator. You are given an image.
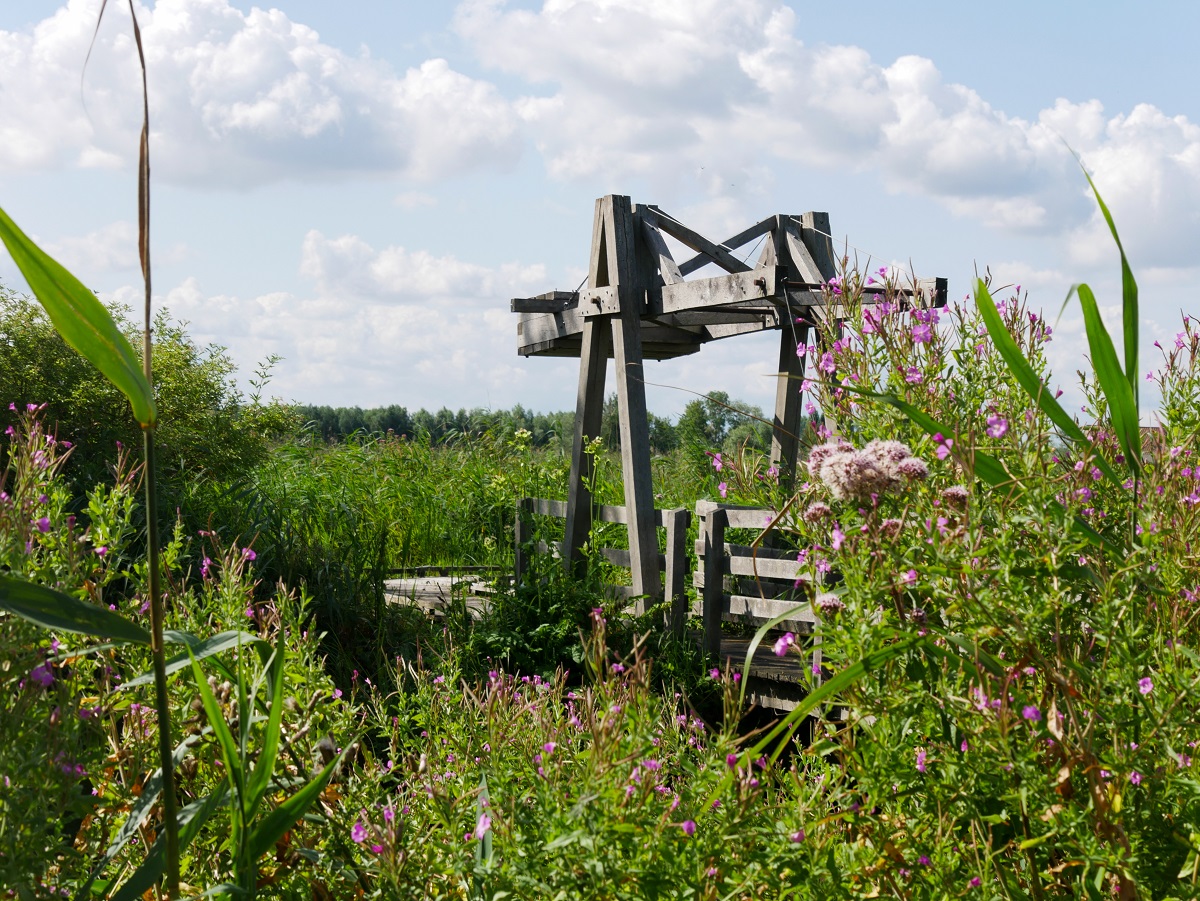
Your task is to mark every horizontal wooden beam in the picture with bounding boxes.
[657,268,776,315]
[510,290,578,314]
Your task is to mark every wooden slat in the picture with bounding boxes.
[692,539,799,561]
[598,545,666,569]
[664,507,688,635]
[693,569,810,596]
[696,501,780,530]
[678,215,776,276]
[783,219,826,285]
[701,507,727,656]
[646,207,752,275]
[726,595,816,628]
[532,498,568,517]
[727,553,805,581]
[658,269,775,315]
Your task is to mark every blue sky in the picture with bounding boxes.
[1,0,1197,418]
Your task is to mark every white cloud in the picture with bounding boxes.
[111,232,561,409]
[44,221,188,275]
[456,0,1200,272]
[0,0,523,186]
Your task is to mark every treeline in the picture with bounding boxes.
[296,390,777,456]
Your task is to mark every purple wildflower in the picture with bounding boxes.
[1138,677,1153,695]
[680,820,696,837]
[1022,706,1041,722]
[916,747,927,773]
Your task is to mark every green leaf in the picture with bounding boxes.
[246,744,351,863]
[0,576,150,645]
[0,205,156,427]
[109,787,226,901]
[1070,282,1141,475]
[121,630,267,690]
[975,279,1123,488]
[704,636,923,813]
[1080,167,1139,395]
[189,652,246,836]
[244,644,286,819]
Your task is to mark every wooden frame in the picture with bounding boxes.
[513,196,947,606]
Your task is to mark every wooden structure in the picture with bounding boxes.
[514,497,690,629]
[513,195,946,609]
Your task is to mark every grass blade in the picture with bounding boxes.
[975,279,1122,488]
[121,630,266,690]
[738,601,817,709]
[246,743,352,862]
[244,644,286,819]
[1080,168,1139,394]
[1072,283,1141,475]
[0,205,156,427]
[0,575,150,645]
[189,653,246,834]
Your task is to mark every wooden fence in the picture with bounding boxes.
[515,498,691,631]
[694,500,820,668]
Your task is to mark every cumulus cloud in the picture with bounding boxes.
[456,0,1200,270]
[44,221,188,274]
[0,0,522,186]
[111,232,561,409]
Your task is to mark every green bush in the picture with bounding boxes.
[0,283,295,491]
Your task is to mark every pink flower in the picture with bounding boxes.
[718,482,727,498]
[773,633,795,657]
[985,414,1008,439]
[34,517,50,533]
[831,525,846,551]
[1129,771,1142,786]
[902,569,918,585]
[351,821,368,843]
[30,662,54,688]
[1022,706,1041,722]
[1138,677,1153,695]
[474,812,491,839]
[680,820,696,837]
[912,323,933,344]
[790,829,806,843]
[915,747,927,773]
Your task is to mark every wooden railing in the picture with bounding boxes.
[694,500,817,657]
[515,498,691,632]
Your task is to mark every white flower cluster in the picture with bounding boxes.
[807,439,928,501]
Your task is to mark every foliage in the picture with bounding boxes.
[0,285,295,492]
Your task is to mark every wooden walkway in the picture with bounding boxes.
[383,576,809,711]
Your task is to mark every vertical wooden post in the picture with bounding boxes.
[770,322,809,492]
[514,497,531,587]
[592,195,659,604]
[563,318,608,576]
[799,212,837,282]
[701,504,727,657]
[663,507,689,636]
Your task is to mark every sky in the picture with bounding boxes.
[0,0,1197,419]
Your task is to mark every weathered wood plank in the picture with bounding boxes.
[664,507,688,635]
[563,317,608,576]
[696,500,780,530]
[692,539,801,562]
[800,212,837,282]
[580,286,621,317]
[639,217,685,286]
[726,595,816,628]
[783,219,826,285]
[771,320,808,490]
[678,215,776,276]
[701,507,727,656]
[646,207,752,275]
[510,291,578,314]
[658,269,776,315]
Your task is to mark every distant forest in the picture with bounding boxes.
[295,391,778,456]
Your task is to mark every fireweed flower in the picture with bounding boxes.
[718,482,728,498]
[680,820,696,837]
[912,322,933,344]
[34,517,50,533]
[815,593,845,616]
[1022,706,1042,722]
[30,662,54,688]
[351,821,368,843]
[474,812,492,839]
[915,747,927,773]
[985,414,1008,439]
[1139,677,1153,695]
[773,633,796,657]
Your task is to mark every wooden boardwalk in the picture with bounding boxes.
[384,576,809,711]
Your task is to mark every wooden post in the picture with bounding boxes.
[799,212,837,281]
[701,504,727,657]
[592,195,660,604]
[514,497,531,587]
[770,321,809,492]
[663,507,689,635]
[563,318,609,576]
